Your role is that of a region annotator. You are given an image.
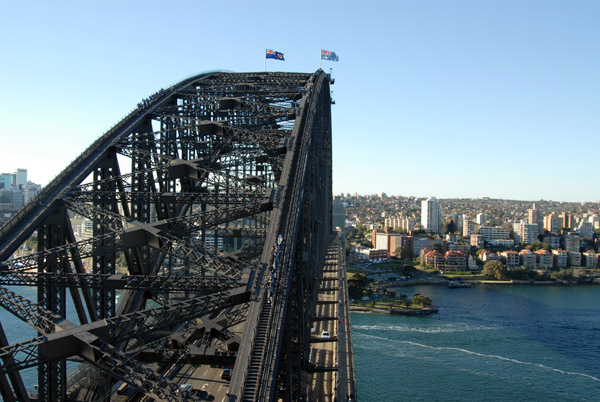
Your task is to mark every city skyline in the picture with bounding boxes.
[1,1,598,202]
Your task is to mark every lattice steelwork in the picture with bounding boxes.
[0,70,333,401]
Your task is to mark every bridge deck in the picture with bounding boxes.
[307,234,356,401]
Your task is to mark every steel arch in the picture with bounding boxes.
[0,70,333,401]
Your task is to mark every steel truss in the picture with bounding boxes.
[0,70,333,401]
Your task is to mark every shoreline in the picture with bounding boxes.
[382,279,600,287]
[350,305,438,315]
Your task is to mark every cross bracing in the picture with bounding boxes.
[0,70,334,401]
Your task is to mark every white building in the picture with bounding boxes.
[463,217,475,237]
[521,223,538,244]
[421,197,442,234]
[478,226,510,241]
[476,213,487,225]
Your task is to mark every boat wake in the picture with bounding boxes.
[358,332,600,383]
[353,323,497,333]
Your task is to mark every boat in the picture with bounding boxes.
[448,281,472,288]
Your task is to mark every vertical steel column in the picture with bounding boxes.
[36,207,67,401]
[92,156,118,319]
[0,323,29,402]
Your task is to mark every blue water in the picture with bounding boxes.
[351,285,600,401]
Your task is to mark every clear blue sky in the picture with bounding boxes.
[1,0,598,202]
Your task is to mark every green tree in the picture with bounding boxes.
[429,240,443,253]
[442,220,457,234]
[411,294,433,308]
[482,260,507,280]
[348,273,371,300]
[395,246,413,260]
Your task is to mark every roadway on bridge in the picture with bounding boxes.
[307,240,348,401]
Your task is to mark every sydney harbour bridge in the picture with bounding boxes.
[0,70,355,401]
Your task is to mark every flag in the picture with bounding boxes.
[321,49,339,61]
[266,49,285,61]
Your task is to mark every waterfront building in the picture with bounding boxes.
[421,248,445,271]
[468,255,478,269]
[564,232,580,253]
[448,243,471,254]
[502,250,520,268]
[421,197,442,234]
[568,251,581,267]
[481,250,501,262]
[583,252,598,268]
[445,251,467,271]
[543,233,562,249]
[520,249,536,269]
[534,250,553,269]
[552,249,568,268]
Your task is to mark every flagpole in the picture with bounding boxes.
[320,50,322,69]
[265,49,267,72]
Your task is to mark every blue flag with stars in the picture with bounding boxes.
[321,49,339,61]
[266,49,285,61]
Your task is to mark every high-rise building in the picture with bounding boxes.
[558,212,575,229]
[544,212,558,233]
[579,222,594,239]
[476,213,487,225]
[0,173,14,189]
[564,232,580,253]
[14,168,27,189]
[421,197,442,234]
[521,223,538,244]
[463,217,474,237]
[528,203,542,236]
[332,199,346,235]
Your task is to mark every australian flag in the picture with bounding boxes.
[266,49,285,61]
[321,49,339,61]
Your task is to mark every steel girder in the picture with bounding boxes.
[0,70,332,401]
[226,71,333,401]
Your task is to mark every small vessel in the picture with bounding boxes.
[448,281,471,288]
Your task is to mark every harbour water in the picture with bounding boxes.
[351,284,600,401]
[3,285,600,399]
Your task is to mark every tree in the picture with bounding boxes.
[429,240,443,253]
[348,273,370,300]
[395,246,413,260]
[482,260,507,280]
[442,220,457,234]
[411,294,433,308]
